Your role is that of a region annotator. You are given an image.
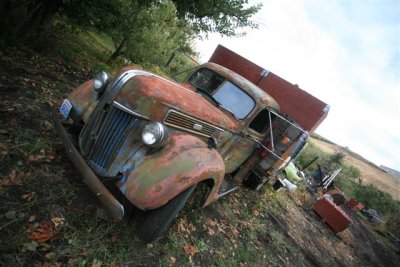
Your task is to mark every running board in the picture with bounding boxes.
[217,177,238,198]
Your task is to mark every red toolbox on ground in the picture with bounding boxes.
[313,196,352,233]
[345,198,365,212]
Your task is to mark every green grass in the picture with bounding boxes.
[17,128,55,154]
[311,133,337,145]
[54,31,116,73]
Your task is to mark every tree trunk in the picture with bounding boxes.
[3,0,63,45]
[108,37,128,63]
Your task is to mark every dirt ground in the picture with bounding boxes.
[309,138,400,201]
[1,48,399,266]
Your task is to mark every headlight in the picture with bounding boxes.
[93,71,110,94]
[142,122,169,147]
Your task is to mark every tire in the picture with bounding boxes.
[137,185,197,243]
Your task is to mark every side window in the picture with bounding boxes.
[249,109,276,134]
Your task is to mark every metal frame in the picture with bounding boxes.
[251,109,308,163]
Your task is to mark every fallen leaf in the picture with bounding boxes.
[50,216,65,229]
[183,244,198,257]
[0,169,23,187]
[207,218,218,226]
[26,149,56,163]
[111,233,118,243]
[44,149,56,160]
[28,231,54,243]
[28,220,55,243]
[206,226,215,236]
[29,215,36,222]
[27,153,46,163]
[9,169,16,180]
[92,259,102,267]
[42,120,53,130]
[45,252,54,260]
[0,143,7,155]
[21,241,38,252]
[5,210,16,220]
[233,208,241,215]
[21,192,36,201]
[230,226,240,237]
[170,256,176,263]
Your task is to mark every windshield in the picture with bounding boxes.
[213,81,255,119]
[188,68,255,119]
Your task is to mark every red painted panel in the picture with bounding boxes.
[345,199,365,212]
[258,74,328,132]
[209,45,329,132]
[313,197,352,233]
[209,45,263,83]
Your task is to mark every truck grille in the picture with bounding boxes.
[164,110,223,138]
[80,105,135,170]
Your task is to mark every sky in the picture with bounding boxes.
[195,0,400,171]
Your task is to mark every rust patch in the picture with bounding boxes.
[115,76,240,131]
[118,133,225,210]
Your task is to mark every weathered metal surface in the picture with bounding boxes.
[114,75,240,131]
[117,133,225,210]
[313,197,352,233]
[218,134,258,173]
[67,79,98,123]
[52,108,125,220]
[164,109,224,138]
[78,101,147,177]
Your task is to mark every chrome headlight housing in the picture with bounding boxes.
[142,122,169,148]
[93,71,110,96]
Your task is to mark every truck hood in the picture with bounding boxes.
[114,74,240,131]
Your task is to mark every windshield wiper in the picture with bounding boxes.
[195,88,219,106]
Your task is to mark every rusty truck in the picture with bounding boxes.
[53,46,328,242]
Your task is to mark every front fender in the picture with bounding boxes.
[118,134,225,210]
[67,79,98,123]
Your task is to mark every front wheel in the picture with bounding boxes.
[137,185,196,243]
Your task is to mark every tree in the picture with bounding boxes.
[0,0,64,46]
[0,0,261,65]
[61,0,147,60]
[62,0,193,64]
[172,0,262,36]
[121,1,196,66]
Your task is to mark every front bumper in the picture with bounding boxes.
[52,108,125,220]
